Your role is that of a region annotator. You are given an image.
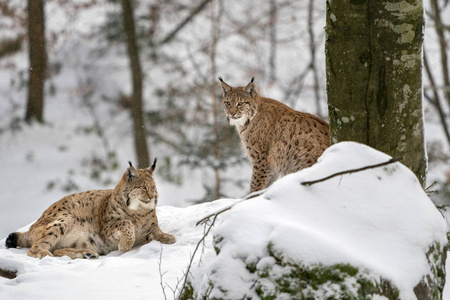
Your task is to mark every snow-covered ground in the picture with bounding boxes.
[0,1,449,299]
[0,199,238,299]
[0,142,447,299]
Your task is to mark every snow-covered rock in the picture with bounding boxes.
[183,142,448,300]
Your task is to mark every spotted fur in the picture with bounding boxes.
[219,77,330,193]
[5,159,176,259]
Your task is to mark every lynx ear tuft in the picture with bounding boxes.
[244,78,256,97]
[147,157,157,175]
[218,76,232,96]
[126,162,137,181]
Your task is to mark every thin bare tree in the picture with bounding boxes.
[430,0,450,108]
[25,0,47,123]
[269,0,277,82]
[210,0,222,200]
[121,0,150,168]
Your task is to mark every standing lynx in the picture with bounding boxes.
[219,77,329,193]
[5,159,176,259]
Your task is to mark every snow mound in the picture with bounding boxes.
[188,142,448,299]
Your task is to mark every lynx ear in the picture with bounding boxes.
[147,157,157,175]
[244,77,255,97]
[218,77,232,96]
[127,161,137,181]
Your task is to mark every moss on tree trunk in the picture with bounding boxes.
[325,0,426,185]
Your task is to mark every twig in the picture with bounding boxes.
[301,157,401,186]
[175,189,266,298]
[177,213,219,300]
[177,189,267,299]
[159,244,168,300]
[436,204,450,211]
[168,276,183,300]
[425,182,439,195]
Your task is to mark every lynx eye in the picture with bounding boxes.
[224,101,231,107]
[237,102,245,107]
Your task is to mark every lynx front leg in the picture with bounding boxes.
[108,219,135,253]
[147,227,176,245]
[249,161,277,193]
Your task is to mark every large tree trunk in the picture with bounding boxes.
[121,0,150,168]
[25,0,46,123]
[325,0,427,186]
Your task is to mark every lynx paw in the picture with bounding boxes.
[161,234,176,245]
[118,240,133,253]
[53,249,99,259]
[82,251,99,259]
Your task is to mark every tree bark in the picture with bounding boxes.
[121,0,150,168]
[210,0,221,200]
[325,0,427,185]
[25,0,46,123]
[269,0,277,82]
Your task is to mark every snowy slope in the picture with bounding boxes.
[0,142,447,300]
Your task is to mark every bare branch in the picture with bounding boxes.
[307,0,323,118]
[158,0,214,45]
[423,49,450,145]
[430,0,450,108]
[301,157,401,186]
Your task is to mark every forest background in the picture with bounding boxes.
[0,0,448,239]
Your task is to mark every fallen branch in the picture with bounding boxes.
[0,268,17,279]
[301,157,401,186]
[196,189,267,226]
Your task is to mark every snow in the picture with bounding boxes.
[0,142,447,299]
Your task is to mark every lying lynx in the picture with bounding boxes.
[5,160,176,259]
[219,77,330,193]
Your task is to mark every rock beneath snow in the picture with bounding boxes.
[182,142,448,300]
